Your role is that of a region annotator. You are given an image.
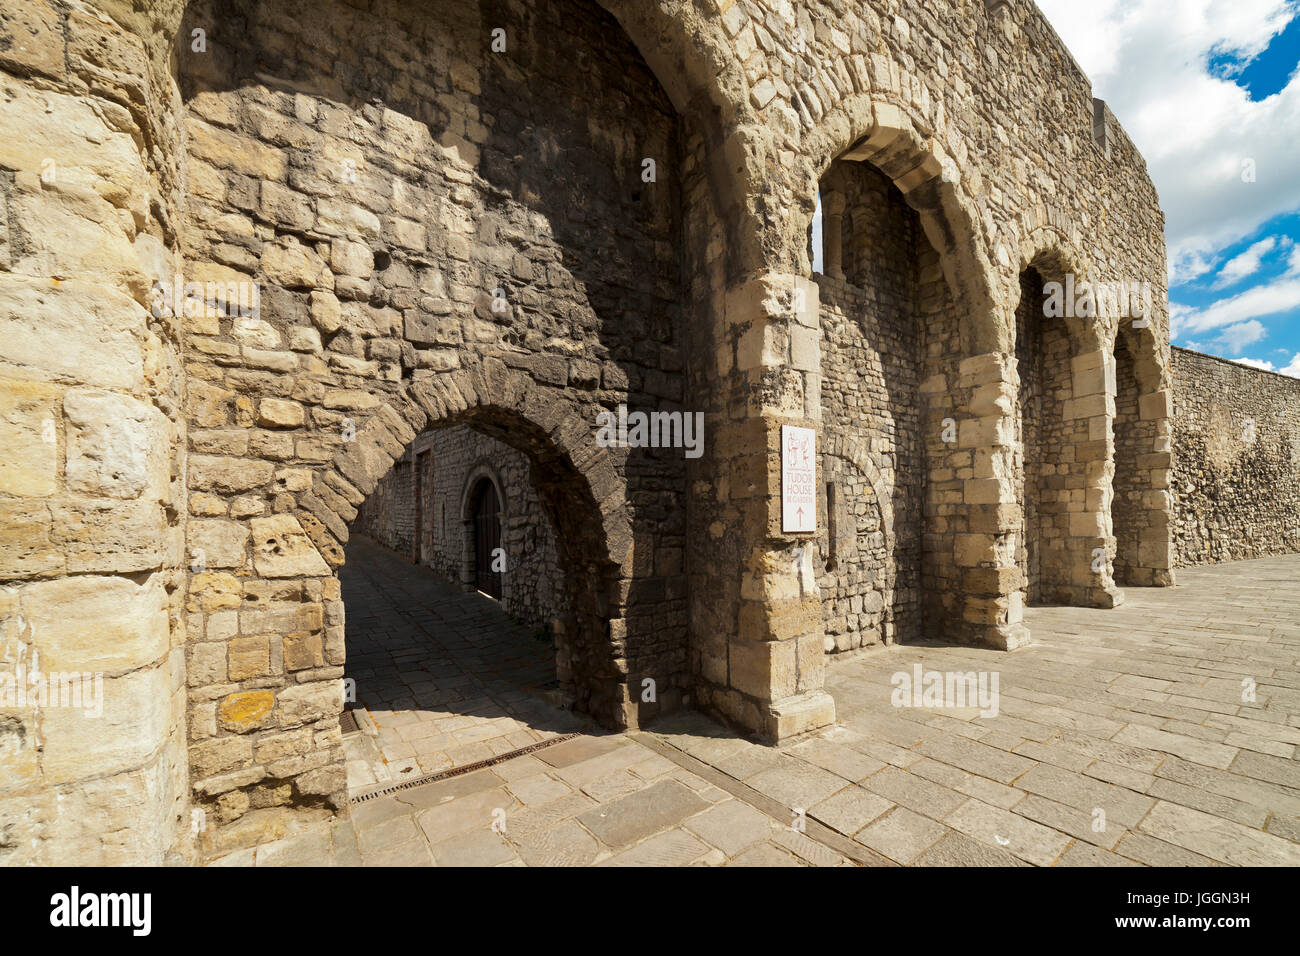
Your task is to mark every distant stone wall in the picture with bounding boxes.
[353,426,562,628]
[1173,348,1300,565]
[354,458,415,559]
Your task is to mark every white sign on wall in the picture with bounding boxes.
[781,425,816,533]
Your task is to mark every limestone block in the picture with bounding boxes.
[40,663,175,787]
[50,498,166,573]
[958,351,1011,388]
[316,198,381,238]
[63,389,166,500]
[735,319,787,371]
[0,378,60,496]
[1063,393,1112,420]
[970,382,1015,417]
[261,237,332,290]
[189,735,255,779]
[954,532,996,567]
[728,638,798,700]
[1071,350,1116,396]
[251,514,331,578]
[309,290,343,336]
[218,691,275,733]
[964,477,1012,505]
[257,398,305,429]
[330,239,374,278]
[1068,510,1106,538]
[186,573,241,613]
[22,572,169,674]
[958,415,1015,448]
[1139,389,1171,421]
[259,181,313,231]
[275,680,343,729]
[790,324,819,372]
[764,689,836,741]
[189,456,274,494]
[283,631,324,671]
[0,277,145,390]
[187,118,287,181]
[228,635,270,681]
[232,317,281,349]
[189,519,250,569]
[0,78,147,203]
[8,181,143,293]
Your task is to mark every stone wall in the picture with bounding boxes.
[0,0,1180,859]
[174,0,690,849]
[1172,348,1300,564]
[813,160,925,652]
[353,425,563,628]
[354,457,415,559]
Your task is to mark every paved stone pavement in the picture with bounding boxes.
[339,535,586,791]
[214,549,1300,866]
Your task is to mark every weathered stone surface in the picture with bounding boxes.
[250,514,330,577]
[0,377,60,496]
[63,390,167,500]
[10,0,1293,869]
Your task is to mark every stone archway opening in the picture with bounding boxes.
[811,153,951,653]
[340,410,601,792]
[1112,331,1142,585]
[1014,259,1120,609]
[175,0,694,846]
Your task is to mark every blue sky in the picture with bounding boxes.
[1037,0,1300,376]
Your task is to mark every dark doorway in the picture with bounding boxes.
[471,479,503,599]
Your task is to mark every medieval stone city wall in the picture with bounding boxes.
[1172,348,1300,565]
[353,425,564,628]
[1,0,1184,862]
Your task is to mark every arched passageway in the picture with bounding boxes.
[177,0,694,837]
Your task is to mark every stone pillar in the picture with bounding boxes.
[954,352,1031,650]
[0,6,190,863]
[716,272,835,741]
[1068,348,1124,607]
[1136,387,1175,586]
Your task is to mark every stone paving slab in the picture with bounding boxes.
[214,549,1300,866]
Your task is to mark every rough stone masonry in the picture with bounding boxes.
[0,0,1296,864]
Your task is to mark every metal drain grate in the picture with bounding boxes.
[349,732,582,804]
[339,708,361,735]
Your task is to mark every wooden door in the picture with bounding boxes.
[472,480,502,598]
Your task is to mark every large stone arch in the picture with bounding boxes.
[312,361,632,711]
[170,0,700,850]
[184,357,637,850]
[802,95,1002,355]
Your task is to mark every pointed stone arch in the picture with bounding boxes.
[291,359,635,719]
[803,95,1002,354]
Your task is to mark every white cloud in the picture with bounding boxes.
[1175,276,1300,335]
[1231,352,1300,376]
[1210,318,1268,352]
[1213,236,1279,287]
[1035,0,1300,283]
